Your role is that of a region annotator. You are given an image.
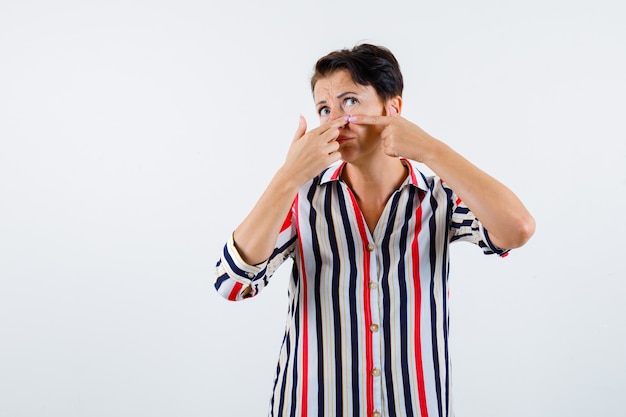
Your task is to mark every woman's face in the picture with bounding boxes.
[313,69,388,164]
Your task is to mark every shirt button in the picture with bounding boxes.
[370,323,379,332]
[366,243,375,251]
[372,412,381,417]
[246,272,255,279]
[371,368,381,377]
[368,281,378,290]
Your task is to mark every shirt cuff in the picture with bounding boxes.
[222,233,269,283]
[479,224,510,258]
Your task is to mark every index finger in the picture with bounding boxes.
[312,117,349,134]
[346,115,392,126]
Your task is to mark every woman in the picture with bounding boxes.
[215,44,534,417]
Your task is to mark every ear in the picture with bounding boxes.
[385,96,403,116]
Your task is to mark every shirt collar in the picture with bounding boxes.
[319,161,346,185]
[319,158,428,192]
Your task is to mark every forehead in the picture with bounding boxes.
[313,69,372,100]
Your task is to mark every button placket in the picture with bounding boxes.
[367,240,383,413]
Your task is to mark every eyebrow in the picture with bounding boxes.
[316,91,358,107]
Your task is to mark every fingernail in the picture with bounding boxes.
[347,116,357,123]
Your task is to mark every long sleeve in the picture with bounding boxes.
[442,179,510,257]
[215,208,298,301]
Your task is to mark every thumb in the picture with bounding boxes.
[292,115,307,142]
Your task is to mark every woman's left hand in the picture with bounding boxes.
[347,108,439,163]
[349,109,535,250]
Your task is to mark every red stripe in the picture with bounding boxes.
[294,195,309,417]
[227,282,243,301]
[412,195,429,417]
[330,162,345,181]
[402,158,418,185]
[347,189,374,416]
[280,204,294,233]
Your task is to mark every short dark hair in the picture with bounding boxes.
[310,44,404,101]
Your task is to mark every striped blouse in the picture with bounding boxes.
[215,159,508,417]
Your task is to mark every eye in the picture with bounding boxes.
[318,106,331,116]
[343,97,358,107]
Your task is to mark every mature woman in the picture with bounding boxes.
[215,44,534,417]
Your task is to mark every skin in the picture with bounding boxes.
[233,69,535,267]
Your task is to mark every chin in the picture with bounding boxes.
[337,148,360,164]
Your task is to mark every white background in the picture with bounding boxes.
[1,0,625,416]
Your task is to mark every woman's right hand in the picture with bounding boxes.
[232,116,345,266]
[279,116,345,186]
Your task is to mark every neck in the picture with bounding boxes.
[342,156,407,202]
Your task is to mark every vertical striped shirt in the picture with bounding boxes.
[215,159,508,417]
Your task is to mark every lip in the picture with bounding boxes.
[336,135,354,144]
